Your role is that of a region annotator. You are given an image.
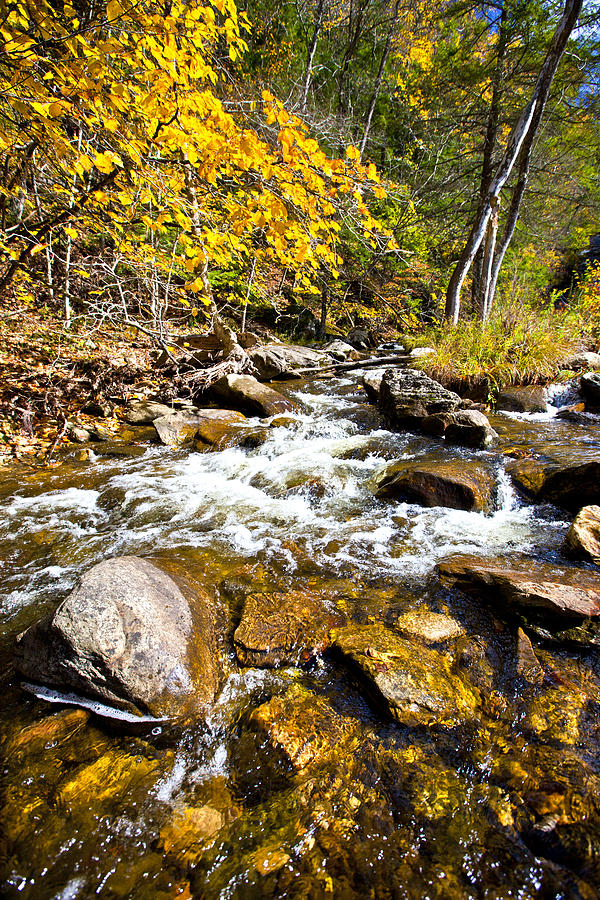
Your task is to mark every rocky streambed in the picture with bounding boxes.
[1,353,600,898]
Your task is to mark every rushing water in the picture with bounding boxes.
[1,373,600,899]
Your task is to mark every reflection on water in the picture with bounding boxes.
[1,375,600,898]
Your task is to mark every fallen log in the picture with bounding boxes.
[292,353,410,377]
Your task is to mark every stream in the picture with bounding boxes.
[1,371,600,898]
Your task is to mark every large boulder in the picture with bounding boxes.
[563,505,600,565]
[562,351,600,370]
[14,557,222,718]
[374,458,495,512]
[378,368,461,424]
[437,554,600,619]
[507,459,600,512]
[211,373,300,417]
[496,386,547,414]
[233,590,343,667]
[248,344,325,381]
[124,400,173,425]
[323,340,361,362]
[153,408,247,448]
[581,371,600,408]
[331,623,479,726]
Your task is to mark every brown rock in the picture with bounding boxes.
[516,628,544,684]
[563,505,600,565]
[437,554,600,619]
[246,683,359,772]
[394,610,465,644]
[124,400,172,424]
[234,590,342,667]
[374,458,495,512]
[541,462,600,512]
[506,457,547,498]
[331,623,479,726]
[153,408,247,447]
[496,386,547,414]
[212,373,300,417]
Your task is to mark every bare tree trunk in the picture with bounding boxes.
[64,127,84,327]
[444,0,583,325]
[241,256,256,334]
[472,0,508,310]
[299,0,325,113]
[359,1,399,160]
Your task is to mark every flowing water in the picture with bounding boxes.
[1,373,600,899]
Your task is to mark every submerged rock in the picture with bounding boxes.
[243,683,360,774]
[14,556,222,718]
[379,368,461,424]
[331,623,479,726]
[496,386,547,414]
[374,458,495,511]
[563,505,600,565]
[212,373,300,417]
[516,628,544,684]
[234,590,342,667]
[437,554,600,619]
[394,610,465,644]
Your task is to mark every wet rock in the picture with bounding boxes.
[379,368,461,424]
[564,505,600,565]
[244,683,360,773]
[323,340,360,361]
[437,554,600,619]
[516,628,544,684]
[56,748,161,811]
[3,708,90,760]
[331,623,479,726]
[212,373,300,417]
[89,442,146,459]
[124,399,173,424]
[421,409,497,449]
[541,462,600,512]
[522,685,585,745]
[496,386,547,414]
[233,590,343,667]
[505,457,547,498]
[268,414,298,428]
[14,556,222,718]
[555,408,600,426]
[153,408,246,447]
[361,367,390,403]
[524,819,600,882]
[68,425,91,443]
[88,423,112,441]
[581,371,600,408]
[394,610,465,644]
[374,458,494,512]
[507,459,600,511]
[248,344,325,380]
[161,805,224,863]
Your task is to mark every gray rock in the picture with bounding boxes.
[374,458,495,512]
[323,340,360,362]
[211,373,300,417]
[409,346,435,359]
[378,368,461,424]
[496,386,547,414]
[248,344,325,380]
[562,351,600,370]
[124,400,173,425]
[14,557,222,718]
[581,371,600,408]
[394,610,465,644]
